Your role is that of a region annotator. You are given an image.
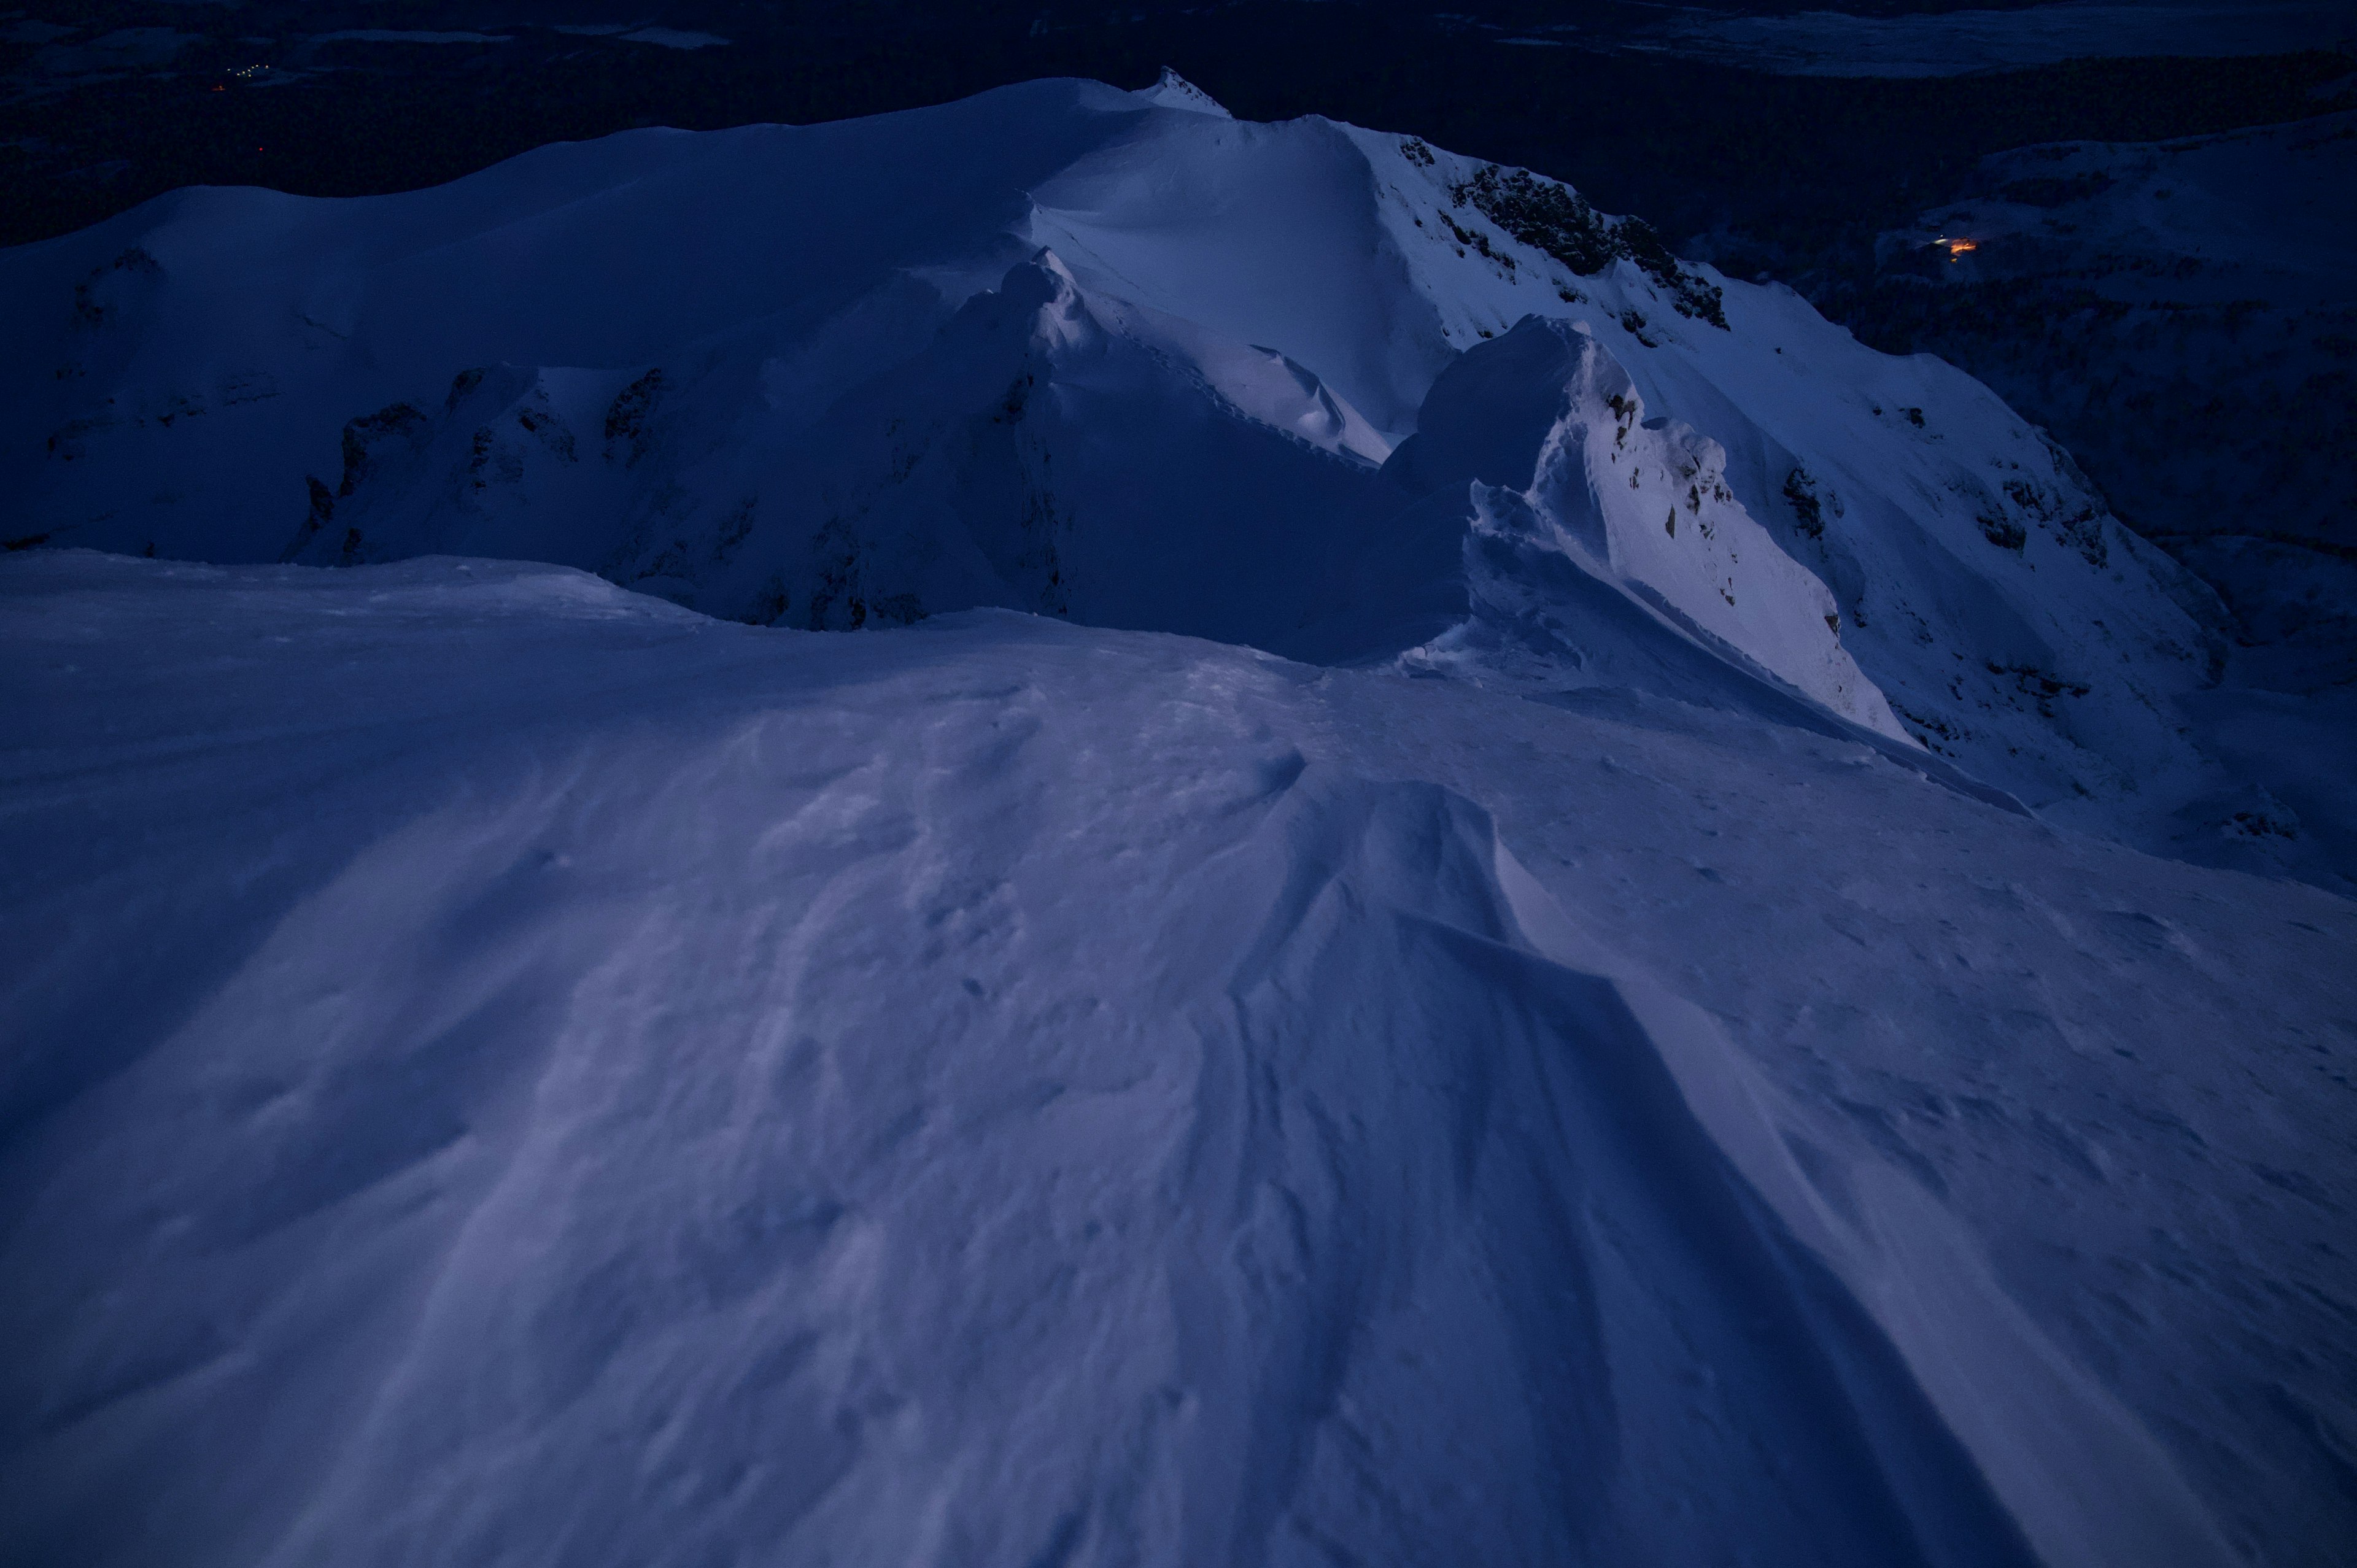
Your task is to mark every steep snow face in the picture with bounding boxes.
[10,553,2354,1568]
[1390,318,1907,740]
[0,74,2288,863]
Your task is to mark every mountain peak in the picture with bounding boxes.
[1139,66,1231,118]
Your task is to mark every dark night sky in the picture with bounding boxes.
[3,0,2349,250]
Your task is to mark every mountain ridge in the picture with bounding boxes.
[6,73,2310,878]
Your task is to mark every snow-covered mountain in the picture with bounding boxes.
[4,72,2354,1568]
[4,71,2316,876]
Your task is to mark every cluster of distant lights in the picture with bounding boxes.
[210,64,275,149]
[1938,237,1979,260]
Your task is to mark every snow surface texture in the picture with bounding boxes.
[1,73,2318,879]
[4,552,2356,1568]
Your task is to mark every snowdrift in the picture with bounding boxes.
[6,552,2353,1567]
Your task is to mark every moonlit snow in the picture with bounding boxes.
[2,72,2352,1568]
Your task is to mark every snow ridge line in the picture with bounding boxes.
[1183,759,2222,1562]
[1485,833,2235,1568]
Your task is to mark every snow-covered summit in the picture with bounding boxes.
[1137,66,1231,118]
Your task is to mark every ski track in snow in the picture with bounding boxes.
[2,553,2354,1566]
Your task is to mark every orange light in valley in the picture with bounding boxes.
[1943,238,1979,260]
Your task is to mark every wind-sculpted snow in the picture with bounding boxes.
[1,72,2320,875]
[5,555,2350,1565]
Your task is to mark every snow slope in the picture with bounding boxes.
[6,550,2355,1567]
[1,73,2305,873]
